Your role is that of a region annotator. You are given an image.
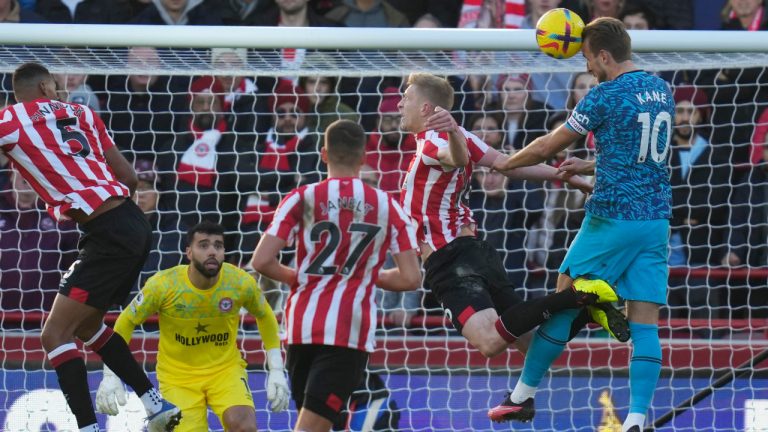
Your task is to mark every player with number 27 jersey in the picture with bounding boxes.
[566,70,673,220]
[266,177,417,353]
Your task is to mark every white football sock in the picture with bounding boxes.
[510,381,537,404]
[622,413,646,431]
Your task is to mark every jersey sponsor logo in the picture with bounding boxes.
[219,297,233,312]
[571,110,590,126]
[174,331,230,347]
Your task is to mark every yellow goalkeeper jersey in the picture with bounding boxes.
[115,263,280,382]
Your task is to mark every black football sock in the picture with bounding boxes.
[47,343,98,428]
[496,289,596,338]
[84,324,153,396]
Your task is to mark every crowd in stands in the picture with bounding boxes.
[0,0,767,330]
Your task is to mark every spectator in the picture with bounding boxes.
[199,47,269,133]
[220,0,275,25]
[236,89,317,256]
[133,158,187,287]
[365,87,416,200]
[583,0,622,21]
[0,0,46,22]
[299,74,359,134]
[722,0,766,30]
[385,0,462,27]
[0,171,79,317]
[520,0,571,110]
[54,73,101,112]
[499,73,551,151]
[131,0,222,25]
[325,0,410,27]
[468,111,505,149]
[35,0,132,23]
[668,85,729,319]
[104,47,185,157]
[619,0,658,30]
[156,77,246,254]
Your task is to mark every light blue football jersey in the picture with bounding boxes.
[566,70,674,220]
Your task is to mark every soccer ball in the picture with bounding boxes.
[535,8,585,59]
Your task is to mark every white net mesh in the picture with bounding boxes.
[1,41,767,432]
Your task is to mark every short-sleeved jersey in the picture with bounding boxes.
[115,263,272,381]
[566,71,673,220]
[265,177,417,352]
[0,100,130,220]
[400,127,492,251]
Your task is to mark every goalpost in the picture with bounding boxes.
[0,24,767,432]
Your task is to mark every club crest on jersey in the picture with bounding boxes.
[219,297,233,312]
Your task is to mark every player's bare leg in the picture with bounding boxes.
[222,405,258,432]
[294,408,333,432]
[461,308,510,358]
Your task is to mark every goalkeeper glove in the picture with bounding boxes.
[95,366,128,416]
[266,348,290,412]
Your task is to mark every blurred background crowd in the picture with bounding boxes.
[0,0,766,331]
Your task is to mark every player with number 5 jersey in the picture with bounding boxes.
[252,119,421,432]
[492,18,673,431]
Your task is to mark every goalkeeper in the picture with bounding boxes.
[96,221,290,431]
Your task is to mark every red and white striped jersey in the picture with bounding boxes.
[266,177,417,352]
[400,127,494,252]
[0,99,129,220]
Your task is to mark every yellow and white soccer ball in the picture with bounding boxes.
[535,8,585,59]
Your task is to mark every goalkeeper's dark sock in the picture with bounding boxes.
[514,309,579,401]
[85,323,153,396]
[496,289,592,338]
[46,342,98,428]
[627,322,661,426]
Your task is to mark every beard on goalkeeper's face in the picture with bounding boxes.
[192,256,223,278]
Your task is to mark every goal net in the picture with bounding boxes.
[1,25,767,432]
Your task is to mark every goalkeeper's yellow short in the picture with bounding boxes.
[160,365,254,431]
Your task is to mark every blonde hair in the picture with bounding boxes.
[406,73,454,110]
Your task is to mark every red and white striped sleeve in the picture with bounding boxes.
[265,188,303,244]
[387,197,418,254]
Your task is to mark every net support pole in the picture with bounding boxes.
[646,347,768,431]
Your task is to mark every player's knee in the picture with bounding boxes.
[469,333,506,358]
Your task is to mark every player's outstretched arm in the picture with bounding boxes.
[251,234,296,286]
[375,249,421,292]
[495,124,581,171]
[426,106,469,168]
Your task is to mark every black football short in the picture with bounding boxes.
[286,344,369,423]
[423,236,523,332]
[59,199,152,310]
